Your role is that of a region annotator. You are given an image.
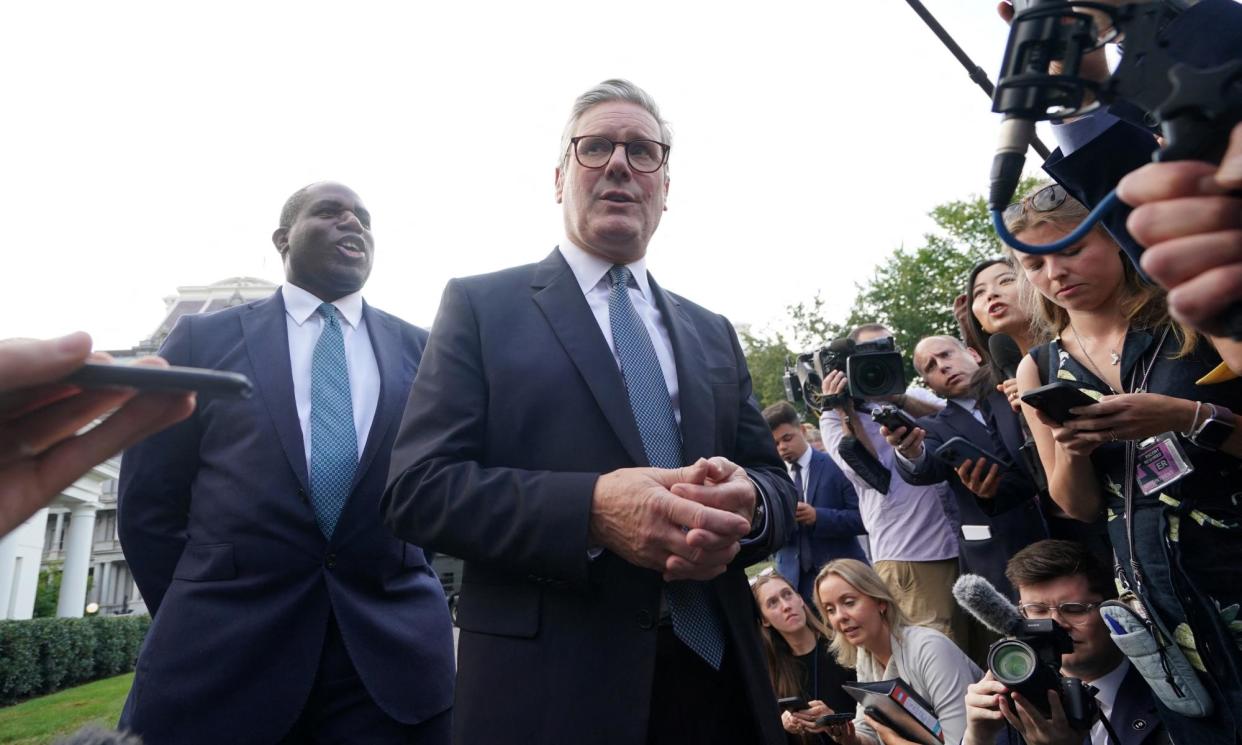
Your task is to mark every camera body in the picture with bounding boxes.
[987,618,1098,729]
[784,337,907,414]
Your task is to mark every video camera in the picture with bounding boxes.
[783,337,906,415]
[988,618,1099,729]
[956,575,1101,731]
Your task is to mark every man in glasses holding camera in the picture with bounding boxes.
[383,79,795,745]
[963,540,1166,745]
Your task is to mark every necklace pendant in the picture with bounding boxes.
[1109,351,1121,366]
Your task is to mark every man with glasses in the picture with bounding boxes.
[963,540,1167,745]
[383,79,795,745]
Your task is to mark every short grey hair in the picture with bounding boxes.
[557,79,673,171]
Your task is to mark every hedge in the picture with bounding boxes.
[0,615,149,705]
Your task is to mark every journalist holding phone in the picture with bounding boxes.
[885,335,1048,618]
[809,559,980,745]
[1007,185,1242,744]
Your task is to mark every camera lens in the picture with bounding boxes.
[855,360,895,396]
[989,640,1037,684]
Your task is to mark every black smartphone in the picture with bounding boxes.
[870,405,919,433]
[1019,382,1098,424]
[815,713,855,727]
[935,436,1008,472]
[64,362,254,399]
[777,696,810,712]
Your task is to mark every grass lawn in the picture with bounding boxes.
[0,674,132,745]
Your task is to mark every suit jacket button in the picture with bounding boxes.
[635,610,655,630]
[325,553,337,569]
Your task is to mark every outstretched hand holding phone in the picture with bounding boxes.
[0,332,195,536]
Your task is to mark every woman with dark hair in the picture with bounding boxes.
[1007,183,1242,745]
[753,573,855,743]
[959,257,1044,408]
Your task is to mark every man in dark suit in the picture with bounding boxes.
[887,335,1047,600]
[382,79,796,745]
[762,400,866,604]
[117,182,455,744]
[963,540,1169,745]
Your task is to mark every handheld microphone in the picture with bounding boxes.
[987,333,1024,381]
[985,333,1048,492]
[953,574,1023,636]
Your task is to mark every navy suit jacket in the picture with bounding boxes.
[896,392,1047,598]
[382,249,797,745]
[117,291,455,745]
[774,448,866,589]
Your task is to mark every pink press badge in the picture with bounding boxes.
[1135,432,1195,496]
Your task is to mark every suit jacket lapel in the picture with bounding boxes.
[240,292,310,494]
[986,391,1026,468]
[350,303,413,494]
[531,250,649,466]
[806,451,825,507]
[650,274,714,464]
[945,401,993,447]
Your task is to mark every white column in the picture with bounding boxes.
[57,504,98,618]
[50,512,66,556]
[0,530,19,619]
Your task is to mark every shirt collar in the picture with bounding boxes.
[282,283,364,329]
[791,444,814,473]
[558,239,653,303]
[1087,658,1130,711]
[950,396,978,414]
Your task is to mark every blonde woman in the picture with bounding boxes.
[809,559,980,745]
[1006,183,1242,744]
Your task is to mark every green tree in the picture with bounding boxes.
[33,568,61,618]
[741,179,1039,395]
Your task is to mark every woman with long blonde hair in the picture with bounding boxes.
[807,559,980,745]
[1007,183,1242,744]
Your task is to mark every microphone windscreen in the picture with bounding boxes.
[953,574,1022,636]
[988,333,1024,380]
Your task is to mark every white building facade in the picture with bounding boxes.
[0,277,277,619]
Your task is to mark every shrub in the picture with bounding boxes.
[0,615,149,705]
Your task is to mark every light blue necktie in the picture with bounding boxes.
[309,303,357,539]
[608,265,725,670]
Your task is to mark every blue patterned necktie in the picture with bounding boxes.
[309,303,357,539]
[607,265,725,670]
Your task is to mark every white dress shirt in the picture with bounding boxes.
[558,240,681,424]
[1089,659,1131,745]
[788,445,814,501]
[282,283,380,465]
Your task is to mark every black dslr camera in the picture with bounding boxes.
[988,619,1098,729]
[784,337,906,415]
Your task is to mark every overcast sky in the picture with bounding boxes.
[3,1,1058,351]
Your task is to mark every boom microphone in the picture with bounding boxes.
[987,333,1024,381]
[953,574,1023,636]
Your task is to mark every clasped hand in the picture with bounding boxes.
[589,456,755,581]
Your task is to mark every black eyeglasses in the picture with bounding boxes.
[1017,600,1102,624]
[1002,184,1069,225]
[569,136,670,173]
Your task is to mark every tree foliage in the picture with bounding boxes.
[741,179,1039,409]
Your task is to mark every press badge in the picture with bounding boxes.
[1135,433,1195,496]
